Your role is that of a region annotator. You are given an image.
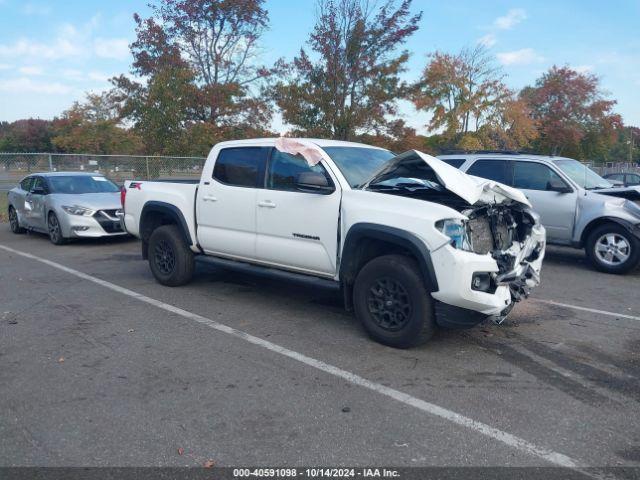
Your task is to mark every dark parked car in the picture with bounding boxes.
[603,172,640,187]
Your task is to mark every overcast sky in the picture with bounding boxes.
[0,0,639,132]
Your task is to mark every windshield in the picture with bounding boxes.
[48,175,120,194]
[322,146,395,188]
[553,159,612,190]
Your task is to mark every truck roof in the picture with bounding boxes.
[214,137,389,150]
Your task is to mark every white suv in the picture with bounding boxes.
[439,152,640,274]
[122,139,546,348]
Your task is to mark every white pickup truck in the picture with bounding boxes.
[122,138,546,348]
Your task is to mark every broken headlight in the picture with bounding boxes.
[436,218,472,251]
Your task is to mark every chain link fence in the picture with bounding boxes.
[588,162,640,176]
[0,153,207,193]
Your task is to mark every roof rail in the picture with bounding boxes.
[439,149,522,155]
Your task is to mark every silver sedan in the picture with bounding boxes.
[7,172,126,244]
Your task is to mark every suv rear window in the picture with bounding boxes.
[467,159,511,185]
[213,147,269,188]
[440,158,465,168]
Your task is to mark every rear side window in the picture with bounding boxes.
[20,177,33,191]
[31,177,47,193]
[607,173,624,181]
[440,158,465,168]
[213,147,269,188]
[467,159,512,185]
[513,162,566,191]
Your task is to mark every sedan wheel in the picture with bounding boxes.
[48,212,67,245]
[8,206,25,234]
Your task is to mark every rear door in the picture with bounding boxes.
[255,149,341,276]
[511,161,577,242]
[24,176,48,230]
[465,158,513,185]
[196,147,269,260]
[13,176,33,225]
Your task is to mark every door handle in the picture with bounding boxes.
[202,195,217,202]
[257,200,276,208]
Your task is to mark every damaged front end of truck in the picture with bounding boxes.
[362,150,546,319]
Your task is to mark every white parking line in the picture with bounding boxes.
[533,299,640,322]
[0,244,581,469]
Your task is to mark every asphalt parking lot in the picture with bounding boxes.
[0,227,639,470]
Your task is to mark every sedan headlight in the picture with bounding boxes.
[436,218,472,251]
[62,205,95,216]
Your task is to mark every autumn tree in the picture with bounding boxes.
[520,66,622,158]
[112,0,277,155]
[0,119,54,152]
[413,45,510,139]
[273,0,422,140]
[477,96,538,150]
[51,92,143,155]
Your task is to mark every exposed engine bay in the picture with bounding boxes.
[463,204,544,302]
[363,150,546,307]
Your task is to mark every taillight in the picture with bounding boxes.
[120,186,126,208]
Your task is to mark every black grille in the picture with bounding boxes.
[94,210,123,233]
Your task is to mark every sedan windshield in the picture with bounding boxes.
[48,175,120,194]
[322,146,395,188]
[553,159,612,190]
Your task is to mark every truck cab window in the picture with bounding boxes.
[213,147,269,188]
[267,150,332,192]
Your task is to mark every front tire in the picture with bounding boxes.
[585,223,640,274]
[148,225,195,286]
[48,212,67,245]
[353,254,436,348]
[8,206,25,234]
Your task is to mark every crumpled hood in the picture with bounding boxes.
[362,150,531,207]
[590,185,640,202]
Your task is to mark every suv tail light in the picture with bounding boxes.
[120,186,126,208]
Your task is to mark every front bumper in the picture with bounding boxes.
[58,209,128,238]
[430,224,546,324]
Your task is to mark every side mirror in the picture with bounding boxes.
[296,172,335,194]
[31,187,46,195]
[547,178,572,194]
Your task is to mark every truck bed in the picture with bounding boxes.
[122,179,199,246]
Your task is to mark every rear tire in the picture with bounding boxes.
[353,254,436,348]
[585,223,640,274]
[48,212,67,245]
[8,206,25,234]
[148,225,195,286]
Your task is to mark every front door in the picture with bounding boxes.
[196,147,269,260]
[255,149,341,276]
[512,161,577,243]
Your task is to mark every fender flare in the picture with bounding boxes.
[339,223,439,292]
[579,216,640,247]
[140,201,194,247]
